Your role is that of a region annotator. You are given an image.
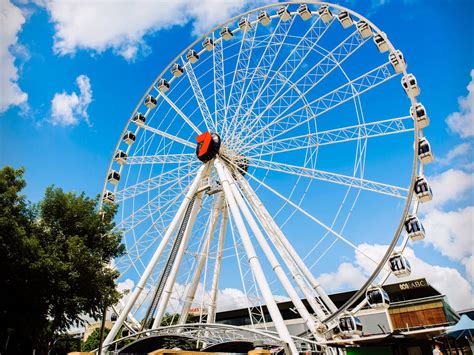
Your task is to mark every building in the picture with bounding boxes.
[94,278,464,354]
[214,278,460,354]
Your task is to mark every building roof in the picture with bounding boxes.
[215,278,445,323]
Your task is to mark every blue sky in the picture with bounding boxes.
[1,0,473,311]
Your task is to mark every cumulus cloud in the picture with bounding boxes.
[318,262,367,293]
[420,169,474,210]
[50,74,92,126]
[40,0,268,61]
[0,0,28,113]
[446,69,474,138]
[423,207,474,281]
[436,142,471,167]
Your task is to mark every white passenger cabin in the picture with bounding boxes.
[133,112,145,126]
[402,74,420,97]
[186,50,199,63]
[410,103,429,129]
[338,314,363,336]
[337,11,353,28]
[107,170,120,185]
[202,37,214,51]
[318,5,333,24]
[220,27,234,40]
[171,63,184,77]
[366,287,390,309]
[389,253,411,277]
[418,137,434,164]
[405,214,426,241]
[103,191,115,204]
[144,95,157,109]
[389,50,406,73]
[158,79,170,93]
[374,33,389,53]
[238,18,252,31]
[258,11,271,26]
[298,4,312,21]
[277,6,291,21]
[114,150,127,165]
[414,176,433,203]
[123,131,136,145]
[357,20,373,38]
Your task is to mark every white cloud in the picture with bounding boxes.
[419,169,474,211]
[436,143,471,166]
[0,0,28,113]
[318,262,367,293]
[446,69,474,138]
[50,74,92,126]
[423,206,474,281]
[40,0,268,61]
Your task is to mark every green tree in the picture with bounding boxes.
[0,167,124,354]
[81,327,110,352]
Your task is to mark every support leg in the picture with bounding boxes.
[178,194,225,324]
[152,192,204,328]
[237,173,338,313]
[103,164,207,347]
[214,158,298,354]
[222,166,320,336]
[207,204,228,323]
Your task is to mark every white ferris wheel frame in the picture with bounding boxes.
[99,1,429,352]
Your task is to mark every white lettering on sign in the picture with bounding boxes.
[398,279,427,290]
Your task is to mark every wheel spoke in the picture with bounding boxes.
[213,35,226,130]
[224,159,382,266]
[223,15,295,142]
[157,91,202,134]
[241,62,398,150]
[183,58,214,132]
[222,15,259,139]
[246,116,413,158]
[115,162,198,202]
[126,153,196,165]
[247,156,408,198]
[140,123,195,148]
[234,29,370,147]
[228,16,335,146]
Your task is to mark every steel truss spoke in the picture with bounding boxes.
[228,16,333,146]
[222,15,258,139]
[248,157,407,198]
[126,153,196,165]
[183,58,214,132]
[242,62,397,151]
[234,29,369,147]
[246,116,413,158]
[223,15,295,142]
[213,35,226,130]
[157,92,202,135]
[140,123,195,148]
[115,162,198,202]
[115,175,188,234]
[224,158,385,266]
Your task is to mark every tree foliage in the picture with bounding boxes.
[0,167,124,354]
[81,327,110,352]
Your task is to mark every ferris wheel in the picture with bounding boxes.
[100,1,434,353]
